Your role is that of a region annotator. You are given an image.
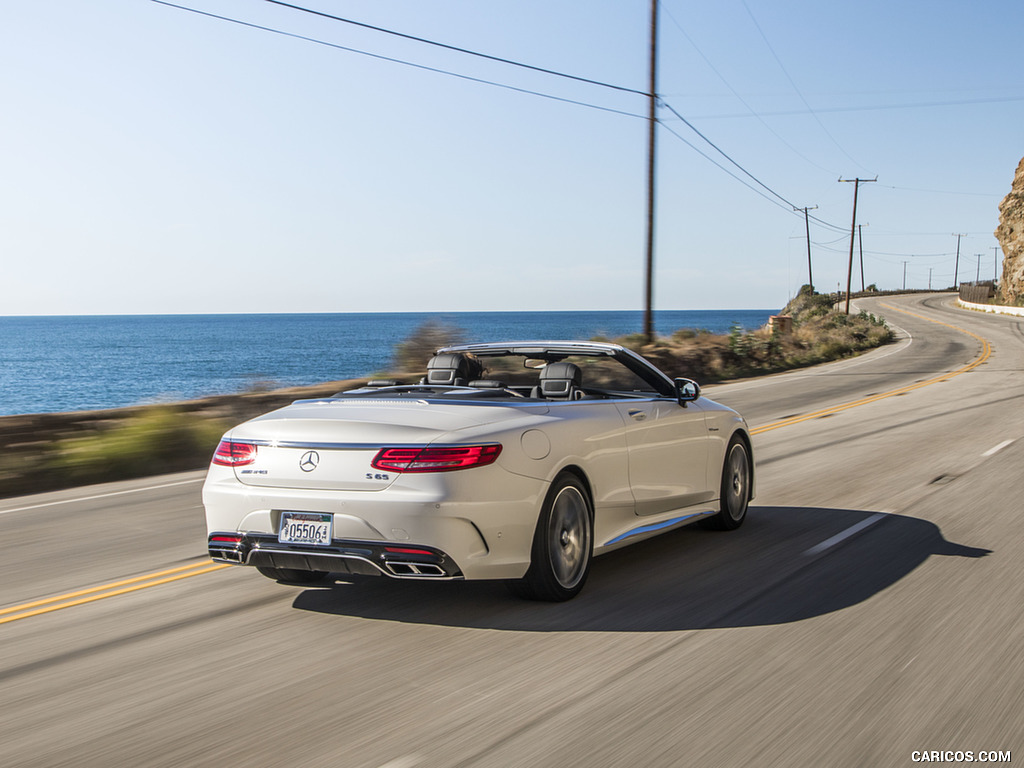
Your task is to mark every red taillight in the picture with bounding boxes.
[384,546,437,556]
[210,534,243,543]
[212,440,258,467]
[371,444,502,473]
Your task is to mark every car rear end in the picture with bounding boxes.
[202,398,547,581]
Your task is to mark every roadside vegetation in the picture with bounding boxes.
[0,290,892,498]
[623,287,893,383]
[47,408,228,486]
[389,287,893,385]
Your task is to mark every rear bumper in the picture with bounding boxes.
[209,533,463,579]
[203,463,543,580]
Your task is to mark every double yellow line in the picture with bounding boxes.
[0,560,230,626]
[751,302,992,436]
[1,301,994,626]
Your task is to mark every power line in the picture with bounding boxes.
[814,243,951,259]
[740,0,866,173]
[658,2,838,176]
[691,94,1024,120]
[659,100,797,209]
[156,1,886,252]
[660,99,849,234]
[815,234,852,246]
[881,184,1000,198]
[263,0,648,97]
[656,120,796,214]
[150,1,647,119]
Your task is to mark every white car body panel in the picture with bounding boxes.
[202,341,754,588]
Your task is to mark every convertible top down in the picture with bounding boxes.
[204,341,754,600]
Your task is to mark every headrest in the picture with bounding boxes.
[426,353,478,385]
[539,362,582,398]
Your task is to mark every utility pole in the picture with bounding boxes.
[794,205,817,293]
[857,223,866,292]
[976,254,982,283]
[928,267,933,290]
[642,0,658,344]
[952,233,964,289]
[903,260,908,290]
[839,177,876,313]
[992,245,1001,282]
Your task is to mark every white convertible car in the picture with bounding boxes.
[204,341,754,601]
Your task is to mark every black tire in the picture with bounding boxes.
[255,566,328,584]
[702,437,751,531]
[510,473,593,602]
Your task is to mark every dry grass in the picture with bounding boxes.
[616,291,893,383]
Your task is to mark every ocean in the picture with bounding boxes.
[0,310,777,416]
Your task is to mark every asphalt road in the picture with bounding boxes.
[2,293,1021,768]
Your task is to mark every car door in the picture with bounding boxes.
[614,397,712,516]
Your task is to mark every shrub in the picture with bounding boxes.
[48,408,228,485]
[622,296,893,383]
[392,320,465,373]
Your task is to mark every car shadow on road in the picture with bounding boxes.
[291,506,990,632]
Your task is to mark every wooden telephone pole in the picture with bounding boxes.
[839,177,876,313]
[795,205,817,293]
[952,233,964,289]
[858,223,866,292]
[642,0,658,344]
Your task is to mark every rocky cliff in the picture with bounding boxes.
[995,156,1024,304]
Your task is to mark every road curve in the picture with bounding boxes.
[1,293,1022,768]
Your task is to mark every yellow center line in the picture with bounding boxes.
[0,561,230,626]
[0,560,220,617]
[3,301,995,625]
[751,302,992,436]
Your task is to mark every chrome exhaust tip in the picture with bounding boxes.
[384,561,448,577]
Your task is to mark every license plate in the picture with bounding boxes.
[278,512,333,546]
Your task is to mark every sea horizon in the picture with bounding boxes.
[0,307,777,318]
[0,308,779,416]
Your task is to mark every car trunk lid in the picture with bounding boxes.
[225,399,523,491]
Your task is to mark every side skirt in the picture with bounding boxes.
[594,504,719,555]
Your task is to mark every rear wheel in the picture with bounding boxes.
[256,566,328,584]
[511,473,593,602]
[702,437,751,531]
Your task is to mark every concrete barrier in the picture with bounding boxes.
[957,298,1024,317]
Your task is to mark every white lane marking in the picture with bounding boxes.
[0,477,205,516]
[982,440,1015,457]
[803,513,888,557]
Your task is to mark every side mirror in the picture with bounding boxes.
[674,377,701,406]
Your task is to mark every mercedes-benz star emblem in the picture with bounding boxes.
[298,450,320,472]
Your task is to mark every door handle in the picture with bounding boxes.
[628,409,647,421]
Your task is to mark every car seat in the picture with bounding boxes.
[534,362,582,400]
[423,353,480,387]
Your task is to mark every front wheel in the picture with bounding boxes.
[256,566,328,584]
[510,474,593,602]
[702,437,751,531]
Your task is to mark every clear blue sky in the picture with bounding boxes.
[2,0,1020,315]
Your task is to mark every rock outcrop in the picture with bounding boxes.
[995,156,1024,304]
